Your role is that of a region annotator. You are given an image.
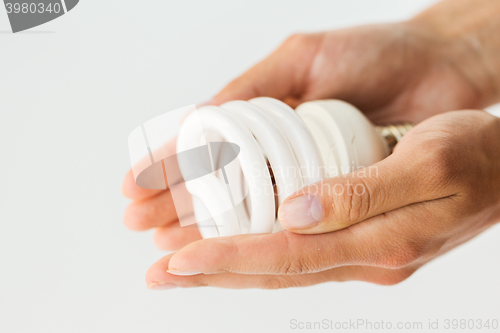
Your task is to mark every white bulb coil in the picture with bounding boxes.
[177,97,391,238]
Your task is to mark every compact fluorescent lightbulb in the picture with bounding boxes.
[176,97,412,238]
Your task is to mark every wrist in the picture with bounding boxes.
[407,0,500,107]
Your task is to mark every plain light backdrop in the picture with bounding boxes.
[1,1,499,332]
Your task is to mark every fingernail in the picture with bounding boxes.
[147,282,178,290]
[278,194,323,229]
[167,270,202,276]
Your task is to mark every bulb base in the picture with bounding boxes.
[376,124,414,153]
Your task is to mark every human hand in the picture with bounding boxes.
[122,17,499,251]
[123,0,500,280]
[145,110,500,289]
[211,21,498,124]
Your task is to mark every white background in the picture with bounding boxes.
[1,1,499,332]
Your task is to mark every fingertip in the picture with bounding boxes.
[212,93,235,106]
[145,254,174,285]
[123,202,150,231]
[154,227,175,251]
[122,169,162,200]
[196,99,214,107]
[212,76,261,106]
[167,234,273,274]
[167,239,217,273]
[121,169,137,199]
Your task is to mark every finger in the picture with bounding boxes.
[124,189,192,231]
[278,145,461,234]
[123,138,179,200]
[122,169,164,200]
[176,266,413,289]
[147,254,414,289]
[154,218,202,251]
[166,197,457,275]
[166,230,365,276]
[212,33,324,105]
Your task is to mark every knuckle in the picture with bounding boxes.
[153,228,179,251]
[329,179,372,225]
[376,240,424,269]
[153,229,169,250]
[284,32,307,44]
[375,268,415,286]
[278,260,306,275]
[282,33,315,49]
[418,141,462,192]
[212,238,239,267]
[276,232,318,275]
[262,277,292,290]
[123,206,147,231]
[175,279,207,289]
[428,149,457,180]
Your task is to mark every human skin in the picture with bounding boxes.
[122,0,500,289]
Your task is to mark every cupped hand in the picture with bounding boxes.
[146,110,500,289]
[123,21,494,253]
[212,22,493,123]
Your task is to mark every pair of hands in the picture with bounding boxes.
[123,21,500,290]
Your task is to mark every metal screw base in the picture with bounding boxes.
[376,124,414,153]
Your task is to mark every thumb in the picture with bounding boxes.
[212,33,323,106]
[278,151,454,234]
